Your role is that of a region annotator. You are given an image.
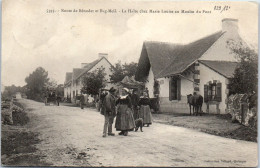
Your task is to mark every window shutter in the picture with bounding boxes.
[177,78,181,100]
[169,78,172,101]
[204,85,208,102]
[216,83,222,102]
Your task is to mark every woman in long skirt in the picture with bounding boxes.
[139,92,152,127]
[115,88,136,136]
[131,90,140,120]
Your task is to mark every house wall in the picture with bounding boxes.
[64,84,72,98]
[145,64,228,114]
[157,73,194,98]
[69,73,82,102]
[157,77,169,98]
[143,69,194,113]
[145,68,155,98]
[67,84,71,98]
[199,32,239,62]
[69,58,114,103]
[64,87,67,97]
[76,81,82,95]
[87,58,115,90]
[142,66,193,113]
[155,33,238,114]
[180,72,194,96]
[89,58,113,83]
[198,63,228,114]
[158,75,193,114]
[71,81,76,102]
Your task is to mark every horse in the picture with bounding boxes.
[187,93,203,116]
[187,94,195,115]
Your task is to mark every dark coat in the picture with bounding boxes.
[131,94,140,108]
[116,95,132,109]
[102,93,116,116]
[138,97,151,107]
[80,95,85,103]
[115,95,135,131]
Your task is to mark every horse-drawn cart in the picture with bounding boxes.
[44,90,61,106]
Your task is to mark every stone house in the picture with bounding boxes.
[64,53,114,103]
[135,18,249,114]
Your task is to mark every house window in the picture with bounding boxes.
[169,77,181,101]
[204,81,222,102]
[73,91,75,98]
[153,80,160,97]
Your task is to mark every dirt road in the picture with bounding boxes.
[19,99,257,167]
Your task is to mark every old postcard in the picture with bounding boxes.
[1,0,258,167]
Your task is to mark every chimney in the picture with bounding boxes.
[81,63,89,68]
[98,53,108,60]
[222,18,239,34]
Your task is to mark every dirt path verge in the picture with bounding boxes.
[2,99,257,167]
[153,113,257,142]
[1,100,51,166]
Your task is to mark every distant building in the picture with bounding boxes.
[135,18,249,114]
[64,53,115,103]
[15,92,22,99]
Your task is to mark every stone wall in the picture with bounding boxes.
[227,94,257,129]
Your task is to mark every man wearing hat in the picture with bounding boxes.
[102,87,117,137]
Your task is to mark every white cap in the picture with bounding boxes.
[122,88,129,93]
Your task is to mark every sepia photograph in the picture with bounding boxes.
[1,0,258,167]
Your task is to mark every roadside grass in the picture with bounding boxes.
[12,110,30,126]
[1,100,51,166]
[153,113,257,142]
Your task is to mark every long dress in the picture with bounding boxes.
[139,97,153,125]
[115,95,136,131]
[131,93,140,120]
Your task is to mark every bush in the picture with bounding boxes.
[228,41,258,95]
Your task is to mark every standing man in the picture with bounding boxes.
[99,89,107,112]
[102,87,117,137]
[80,94,85,109]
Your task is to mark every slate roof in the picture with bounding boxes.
[199,60,238,78]
[64,57,114,84]
[72,68,85,80]
[64,72,72,84]
[74,57,113,80]
[135,31,225,80]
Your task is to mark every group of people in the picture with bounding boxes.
[101,87,153,137]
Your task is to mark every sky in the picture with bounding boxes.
[2,0,258,86]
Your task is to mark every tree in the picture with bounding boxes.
[228,41,258,95]
[45,78,58,88]
[1,85,24,100]
[109,61,124,84]
[81,67,107,96]
[109,61,138,83]
[124,62,138,77]
[25,67,49,101]
[56,84,64,97]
